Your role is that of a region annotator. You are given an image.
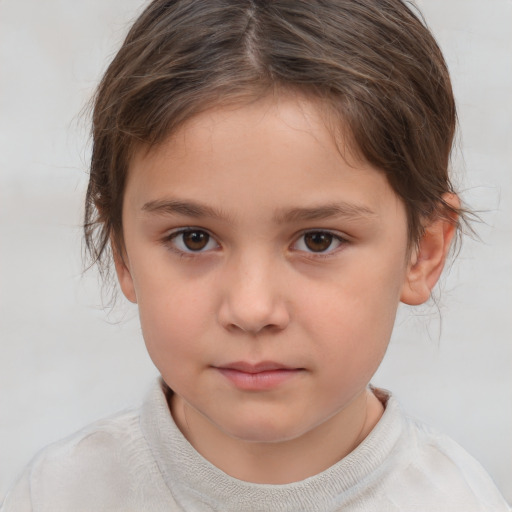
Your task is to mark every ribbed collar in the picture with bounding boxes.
[140,380,404,512]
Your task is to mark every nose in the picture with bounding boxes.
[217,253,290,334]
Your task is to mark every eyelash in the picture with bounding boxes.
[161,228,348,258]
[292,230,348,258]
[162,228,219,257]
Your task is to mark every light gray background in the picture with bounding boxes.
[1,0,511,504]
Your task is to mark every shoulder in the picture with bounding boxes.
[2,409,140,511]
[380,394,510,511]
[1,404,174,512]
[30,408,146,481]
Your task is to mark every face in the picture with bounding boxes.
[118,94,415,444]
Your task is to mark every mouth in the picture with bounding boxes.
[213,361,304,391]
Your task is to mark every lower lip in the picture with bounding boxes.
[216,368,301,391]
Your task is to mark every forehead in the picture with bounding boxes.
[124,94,404,225]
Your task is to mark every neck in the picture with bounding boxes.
[170,389,384,484]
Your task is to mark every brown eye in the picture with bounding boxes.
[166,229,219,254]
[303,232,334,252]
[182,230,210,251]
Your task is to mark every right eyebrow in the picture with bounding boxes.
[141,199,229,221]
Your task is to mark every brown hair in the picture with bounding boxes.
[85,0,460,279]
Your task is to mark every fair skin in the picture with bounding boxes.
[115,93,457,484]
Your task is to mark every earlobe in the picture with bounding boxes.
[400,194,459,306]
[113,245,137,304]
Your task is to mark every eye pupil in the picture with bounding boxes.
[304,232,333,252]
[183,231,209,251]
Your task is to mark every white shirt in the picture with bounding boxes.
[2,380,510,511]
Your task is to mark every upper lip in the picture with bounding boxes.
[215,361,298,373]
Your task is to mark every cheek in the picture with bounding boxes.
[304,290,394,406]
[308,258,403,330]
[300,256,405,372]
[134,274,214,374]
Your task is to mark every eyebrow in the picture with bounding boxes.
[142,199,228,220]
[142,198,376,223]
[273,203,376,223]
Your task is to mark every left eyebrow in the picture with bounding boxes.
[273,202,376,224]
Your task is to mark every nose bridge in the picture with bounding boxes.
[218,247,289,333]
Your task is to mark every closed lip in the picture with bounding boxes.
[213,361,302,373]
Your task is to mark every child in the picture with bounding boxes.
[2,0,510,510]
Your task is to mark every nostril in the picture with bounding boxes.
[216,265,291,333]
[218,300,290,334]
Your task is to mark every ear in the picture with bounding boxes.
[113,244,137,304]
[400,194,459,306]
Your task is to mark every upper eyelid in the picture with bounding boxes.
[165,226,215,238]
[162,227,348,251]
[293,228,349,242]
[163,227,348,241]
